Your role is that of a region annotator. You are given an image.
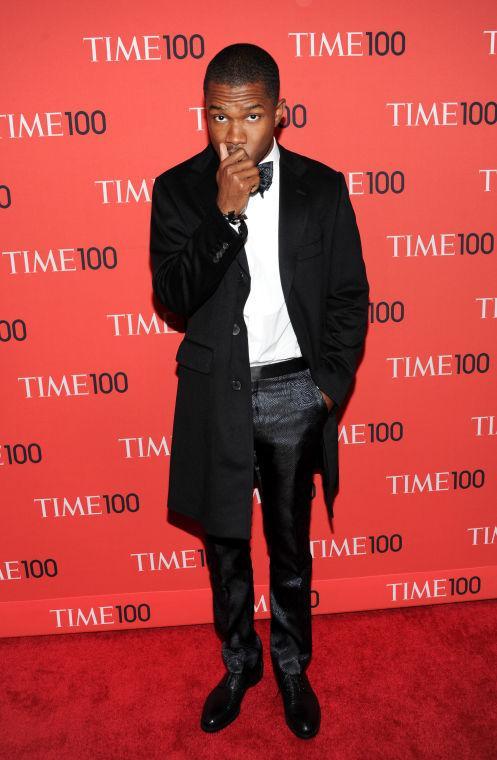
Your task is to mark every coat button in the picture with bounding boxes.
[222,242,229,249]
[232,379,241,391]
[232,322,240,335]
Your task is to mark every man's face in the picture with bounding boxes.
[205,80,286,165]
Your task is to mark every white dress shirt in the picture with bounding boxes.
[229,137,303,367]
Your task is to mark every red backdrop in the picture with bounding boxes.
[1,0,496,637]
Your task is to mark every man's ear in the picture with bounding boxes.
[275,97,286,126]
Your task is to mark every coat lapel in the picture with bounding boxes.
[278,143,310,303]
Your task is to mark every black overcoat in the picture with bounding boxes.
[150,140,369,539]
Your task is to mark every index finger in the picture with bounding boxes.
[221,147,250,166]
[219,142,229,161]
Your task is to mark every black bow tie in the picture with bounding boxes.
[257,160,273,197]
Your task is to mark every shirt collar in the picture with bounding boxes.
[258,135,279,166]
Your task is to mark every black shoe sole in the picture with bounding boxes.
[200,660,264,733]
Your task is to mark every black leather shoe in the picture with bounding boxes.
[200,658,263,732]
[275,670,321,739]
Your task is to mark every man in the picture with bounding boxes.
[150,43,369,739]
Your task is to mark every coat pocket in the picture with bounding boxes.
[175,337,214,374]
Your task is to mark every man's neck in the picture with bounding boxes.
[260,136,275,163]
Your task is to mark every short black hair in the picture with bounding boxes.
[203,43,280,105]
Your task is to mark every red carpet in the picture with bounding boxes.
[1,599,496,759]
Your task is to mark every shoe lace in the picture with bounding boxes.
[281,672,308,701]
[224,671,243,689]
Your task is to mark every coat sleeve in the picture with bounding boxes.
[149,175,247,317]
[313,171,370,409]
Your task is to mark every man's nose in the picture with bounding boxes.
[226,128,246,151]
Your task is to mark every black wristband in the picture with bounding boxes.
[221,210,248,224]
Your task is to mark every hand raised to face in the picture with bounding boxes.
[216,141,261,215]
